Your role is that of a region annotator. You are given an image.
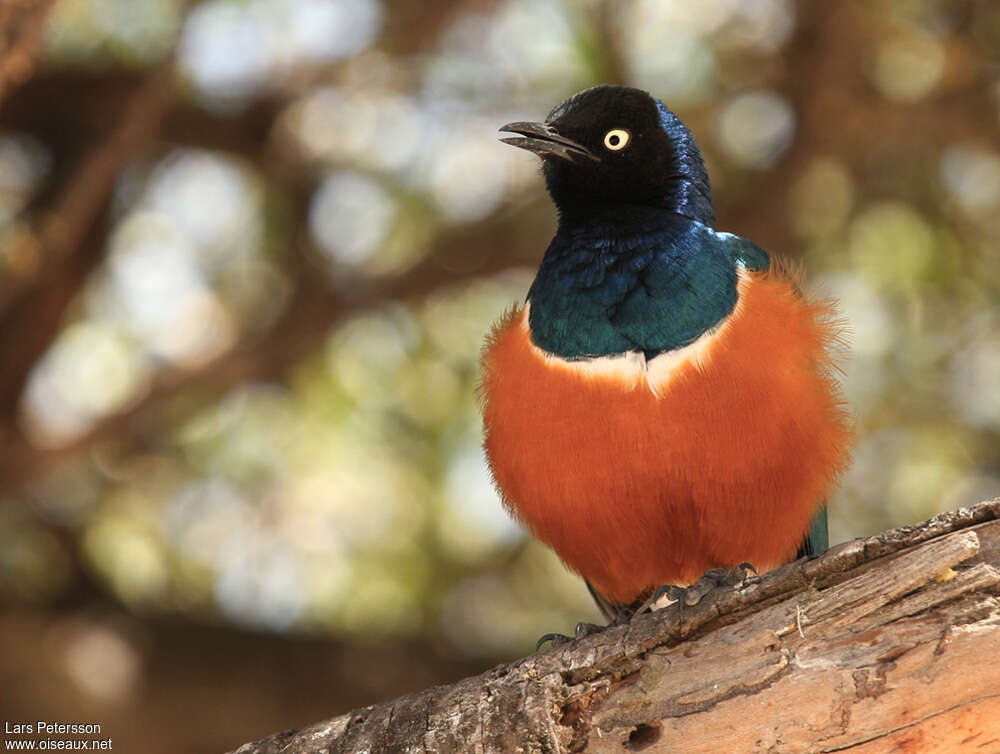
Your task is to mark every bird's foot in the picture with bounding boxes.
[640,562,759,615]
[535,621,607,651]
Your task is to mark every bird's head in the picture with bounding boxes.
[500,85,713,225]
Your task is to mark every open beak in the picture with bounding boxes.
[499,121,598,162]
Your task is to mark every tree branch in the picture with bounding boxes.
[0,212,540,495]
[0,0,54,107]
[228,499,1000,754]
[0,57,178,417]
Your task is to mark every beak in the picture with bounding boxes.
[499,121,598,162]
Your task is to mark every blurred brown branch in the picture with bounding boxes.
[0,0,531,500]
[714,0,1000,253]
[0,0,54,106]
[229,500,1000,754]
[0,212,538,494]
[0,59,178,417]
[0,606,501,754]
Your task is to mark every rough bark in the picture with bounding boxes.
[228,499,1000,754]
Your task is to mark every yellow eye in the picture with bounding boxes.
[603,129,630,151]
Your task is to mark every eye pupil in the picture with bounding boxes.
[604,129,630,150]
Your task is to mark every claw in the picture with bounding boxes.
[638,563,760,616]
[729,562,760,590]
[535,621,607,651]
[734,562,760,584]
[536,632,571,651]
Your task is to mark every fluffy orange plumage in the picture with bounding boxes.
[480,268,852,605]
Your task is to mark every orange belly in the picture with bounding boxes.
[479,268,853,605]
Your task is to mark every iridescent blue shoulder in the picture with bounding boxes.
[526,219,773,361]
[713,229,770,272]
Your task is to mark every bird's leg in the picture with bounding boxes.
[639,562,759,615]
[536,584,645,650]
[680,562,759,605]
[537,564,760,649]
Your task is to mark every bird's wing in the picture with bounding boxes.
[717,231,770,273]
[609,227,769,356]
[723,233,830,561]
[586,581,634,622]
[797,504,829,558]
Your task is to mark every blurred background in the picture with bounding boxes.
[0,0,998,751]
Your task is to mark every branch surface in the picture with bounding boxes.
[228,499,1000,754]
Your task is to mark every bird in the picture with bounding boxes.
[479,85,853,625]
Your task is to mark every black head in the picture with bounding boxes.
[500,85,714,225]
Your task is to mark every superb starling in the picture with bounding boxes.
[480,85,852,623]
